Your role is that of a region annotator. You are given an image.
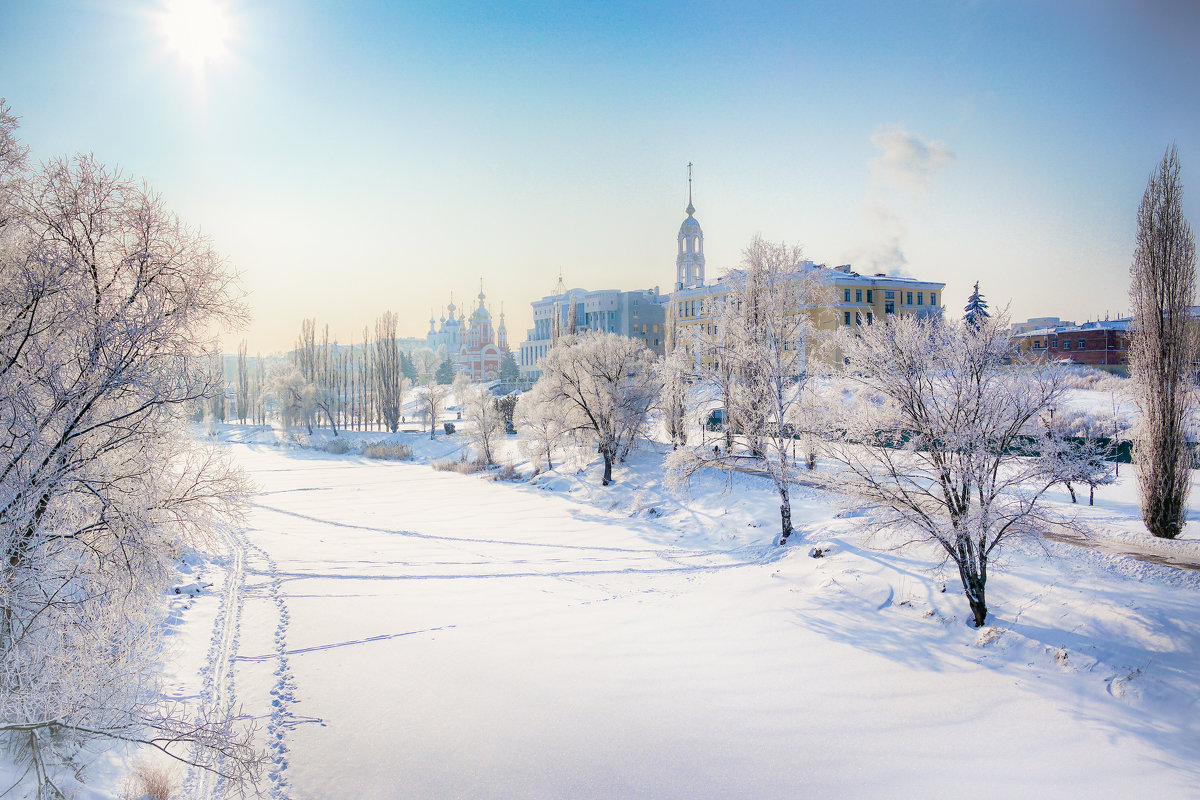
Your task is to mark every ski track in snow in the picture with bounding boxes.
[242,531,298,800]
[182,523,300,800]
[184,524,245,800]
[248,499,780,585]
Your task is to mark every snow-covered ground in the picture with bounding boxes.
[125,419,1200,799]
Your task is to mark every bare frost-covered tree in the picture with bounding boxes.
[667,237,818,544]
[463,385,505,465]
[253,351,267,426]
[410,346,440,382]
[1129,144,1197,539]
[268,362,315,435]
[417,378,450,439]
[205,341,226,426]
[820,314,1070,627]
[536,331,658,485]
[0,107,258,793]
[451,370,472,407]
[1041,419,1116,506]
[294,319,341,435]
[514,381,569,472]
[659,301,690,450]
[236,339,250,424]
[375,311,404,432]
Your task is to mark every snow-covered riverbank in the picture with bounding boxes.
[133,429,1200,799]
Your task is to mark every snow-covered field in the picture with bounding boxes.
[125,419,1200,799]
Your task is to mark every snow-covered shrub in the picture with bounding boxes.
[321,437,353,454]
[1043,408,1125,439]
[120,760,177,800]
[1060,365,1127,393]
[432,456,487,474]
[362,442,413,460]
[490,462,521,481]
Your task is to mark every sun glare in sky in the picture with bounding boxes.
[159,0,231,72]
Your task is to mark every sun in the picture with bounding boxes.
[159,0,231,71]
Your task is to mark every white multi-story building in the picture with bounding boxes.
[518,283,665,381]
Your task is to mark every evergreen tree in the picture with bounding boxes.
[401,349,417,381]
[499,347,520,381]
[435,356,456,384]
[963,281,990,327]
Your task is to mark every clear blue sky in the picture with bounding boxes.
[2,0,1198,352]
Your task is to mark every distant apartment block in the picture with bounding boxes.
[1011,316,1076,335]
[518,285,666,381]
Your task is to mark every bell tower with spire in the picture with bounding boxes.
[676,162,705,290]
[497,302,509,351]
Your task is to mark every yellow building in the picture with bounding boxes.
[667,184,945,366]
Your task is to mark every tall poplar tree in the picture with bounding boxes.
[1129,144,1197,539]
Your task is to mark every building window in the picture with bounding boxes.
[906,291,913,305]
[844,311,851,326]
[843,288,851,303]
[917,292,924,305]
[866,290,873,304]
[1034,341,1041,349]
[1078,339,1086,349]
[855,312,862,325]
[1051,337,1057,348]
[885,291,894,299]
[866,312,873,325]
[855,289,862,303]
[930,292,937,306]
[1063,340,1070,350]
[885,301,895,314]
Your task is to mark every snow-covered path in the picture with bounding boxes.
[190,443,1200,799]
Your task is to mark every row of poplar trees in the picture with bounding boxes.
[229,312,423,435]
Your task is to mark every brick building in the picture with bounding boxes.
[1009,319,1131,373]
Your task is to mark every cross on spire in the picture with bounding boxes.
[686,162,695,216]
